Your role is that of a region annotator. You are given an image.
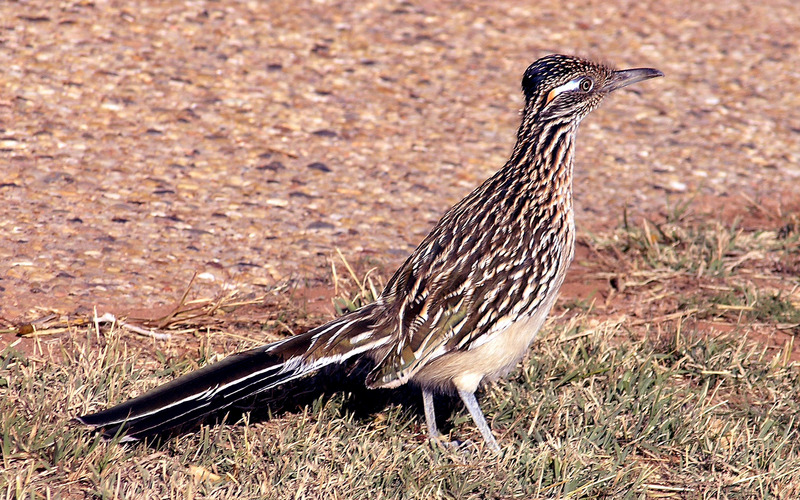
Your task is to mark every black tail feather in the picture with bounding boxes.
[74,305,388,441]
[75,333,317,441]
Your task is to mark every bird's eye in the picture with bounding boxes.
[579,77,593,92]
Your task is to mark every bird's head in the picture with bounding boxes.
[522,54,663,122]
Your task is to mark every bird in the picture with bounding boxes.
[75,55,662,452]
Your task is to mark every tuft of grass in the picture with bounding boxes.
[751,292,800,324]
[621,216,746,277]
[331,248,384,315]
[611,203,798,279]
[678,285,800,328]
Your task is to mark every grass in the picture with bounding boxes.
[611,202,797,279]
[2,207,800,498]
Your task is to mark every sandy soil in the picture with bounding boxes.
[1,0,798,326]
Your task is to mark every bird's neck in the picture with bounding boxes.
[511,117,578,269]
[504,117,579,207]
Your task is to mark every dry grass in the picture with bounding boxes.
[2,208,800,499]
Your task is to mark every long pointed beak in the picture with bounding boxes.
[602,67,664,93]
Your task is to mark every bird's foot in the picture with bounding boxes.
[429,434,464,450]
[429,435,494,454]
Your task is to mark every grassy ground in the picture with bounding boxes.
[2,206,800,499]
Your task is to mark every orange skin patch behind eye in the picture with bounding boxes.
[544,79,583,107]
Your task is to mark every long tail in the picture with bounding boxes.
[75,306,386,441]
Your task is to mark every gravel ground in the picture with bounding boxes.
[1,0,798,321]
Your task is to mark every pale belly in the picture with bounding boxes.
[411,282,562,394]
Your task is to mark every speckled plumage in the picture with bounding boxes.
[76,55,662,452]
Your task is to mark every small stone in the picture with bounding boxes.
[308,162,331,172]
[312,129,337,138]
[306,221,335,230]
[667,180,687,192]
[258,161,285,172]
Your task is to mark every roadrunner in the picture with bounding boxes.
[76,55,662,451]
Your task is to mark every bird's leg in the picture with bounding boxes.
[422,389,441,439]
[457,389,501,453]
[423,390,466,451]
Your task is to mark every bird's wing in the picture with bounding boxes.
[365,192,528,388]
[365,286,477,389]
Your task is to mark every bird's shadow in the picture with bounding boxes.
[134,359,463,448]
